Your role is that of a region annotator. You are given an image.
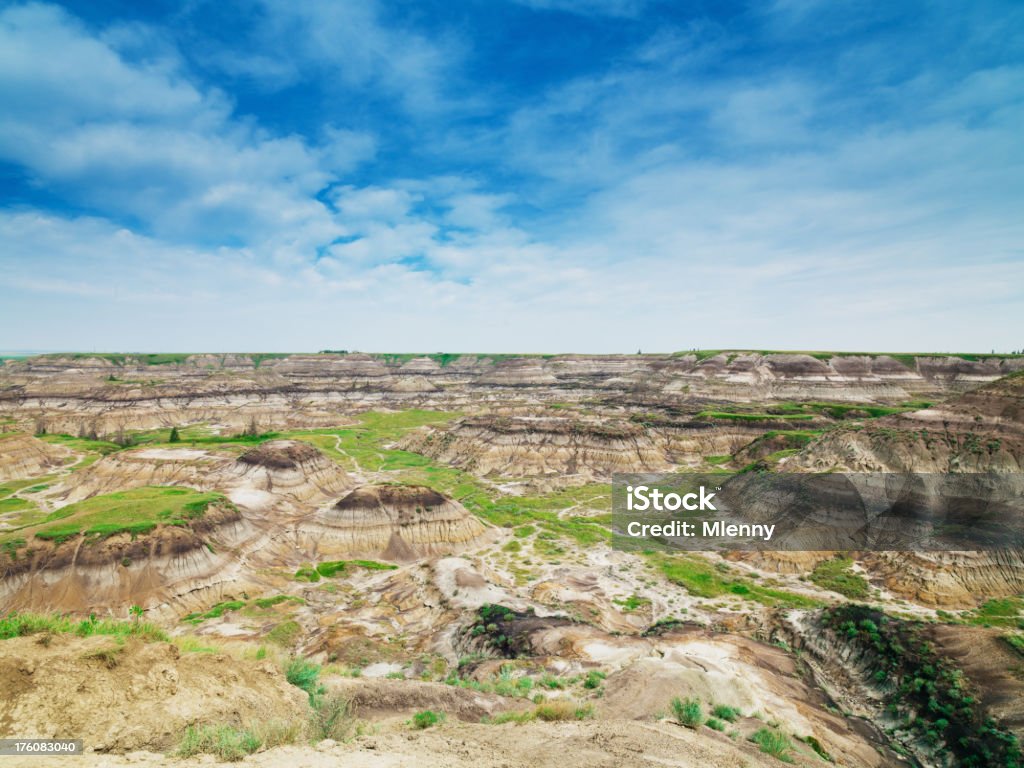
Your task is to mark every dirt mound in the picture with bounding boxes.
[307,484,488,560]
[229,440,352,503]
[238,441,324,470]
[327,677,513,721]
[0,634,306,753]
[0,503,251,615]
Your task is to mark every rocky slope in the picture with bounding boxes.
[794,371,1024,473]
[0,433,72,482]
[3,351,1022,436]
[0,634,307,753]
[782,371,1024,605]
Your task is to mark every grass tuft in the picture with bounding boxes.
[411,710,446,729]
[751,728,795,762]
[671,696,703,728]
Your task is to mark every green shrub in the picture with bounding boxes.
[411,710,445,729]
[712,704,742,722]
[285,657,324,704]
[583,670,607,689]
[751,728,794,762]
[671,697,702,728]
[706,717,725,731]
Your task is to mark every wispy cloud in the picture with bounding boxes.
[0,1,1022,352]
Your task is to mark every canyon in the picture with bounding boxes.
[1,351,1022,767]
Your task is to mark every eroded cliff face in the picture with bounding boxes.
[399,416,676,480]
[779,373,1024,605]
[794,371,1024,473]
[0,504,249,614]
[3,352,1022,436]
[0,434,72,482]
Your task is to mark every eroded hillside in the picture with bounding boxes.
[1,352,1023,767]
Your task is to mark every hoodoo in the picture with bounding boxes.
[310,484,487,560]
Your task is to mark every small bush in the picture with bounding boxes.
[751,728,794,762]
[285,657,324,704]
[310,693,356,741]
[411,710,445,729]
[671,697,703,728]
[178,724,262,761]
[706,717,725,731]
[712,704,742,722]
[583,670,607,689]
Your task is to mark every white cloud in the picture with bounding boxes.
[1,2,1022,353]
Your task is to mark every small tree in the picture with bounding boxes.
[169,427,181,443]
[129,605,144,625]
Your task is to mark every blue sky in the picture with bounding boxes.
[1,0,1022,353]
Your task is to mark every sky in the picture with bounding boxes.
[1,0,1022,354]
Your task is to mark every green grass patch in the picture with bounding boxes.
[697,411,816,422]
[266,620,302,647]
[650,553,822,608]
[253,595,305,609]
[182,600,246,625]
[177,723,276,761]
[30,486,231,543]
[967,597,1024,628]
[809,557,870,600]
[285,657,325,704]
[0,497,32,514]
[613,595,651,612]
[38,433,122,455]
[751,728,794,762]
[0,611,167,642]
[1002,634,1024,657]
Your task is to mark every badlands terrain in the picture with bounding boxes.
[1,351,1024,767]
